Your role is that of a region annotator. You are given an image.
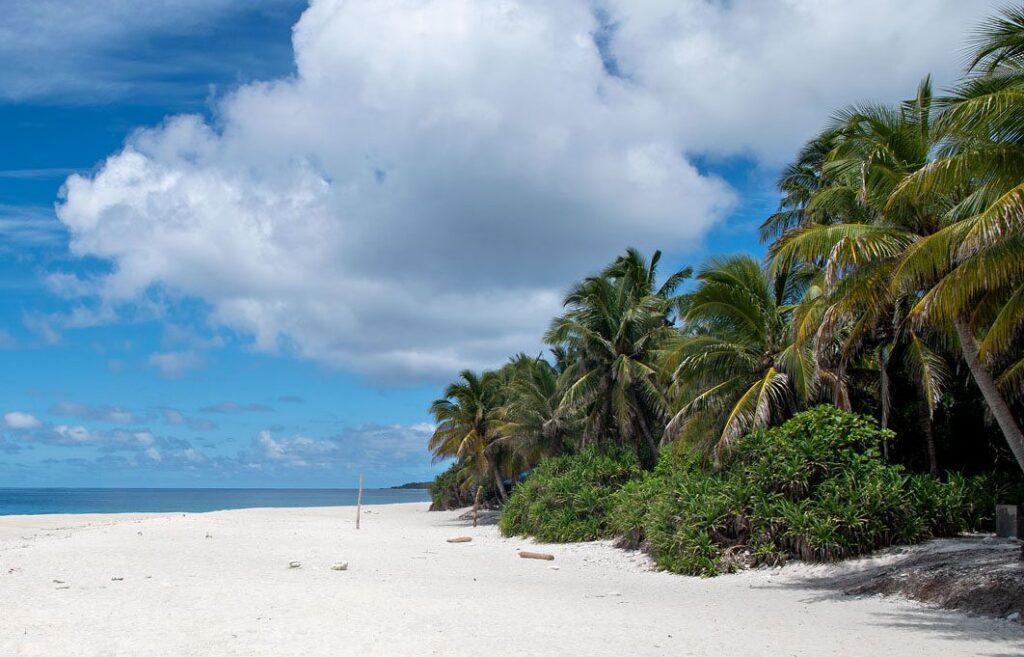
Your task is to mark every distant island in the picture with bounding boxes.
[390,482,431,489]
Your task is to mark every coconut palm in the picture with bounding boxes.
[428,370,508,517]
[491,353,572,474]
[663,255,816,460]
[546,248,689,467]
[869,9,1024,471]
[768,77,958,471]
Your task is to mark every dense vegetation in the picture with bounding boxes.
[427,6,1024,569]
[502,407,1022,575]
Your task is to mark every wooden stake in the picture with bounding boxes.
[356,473,363,529]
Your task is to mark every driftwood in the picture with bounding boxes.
[447,536,473,543]
[519,551,555,561]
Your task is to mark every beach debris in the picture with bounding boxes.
[288,561,302,569]
[52,579,65,584]
[56,585,70,590]
[111,577,124,581]
[549,566,560,571]
[205,532,212,539]
[137,531,142,536]
[447,536,473,543]
[331,561,349,571]
[519,551,555,561]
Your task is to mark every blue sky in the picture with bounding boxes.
[0,0,1000,487]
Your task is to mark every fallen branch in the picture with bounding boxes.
[447,536,472,543]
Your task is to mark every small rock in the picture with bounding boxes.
[549,566,560,571]
[205,533,212,539]
[288,561,302,569]
[111,577,124,581]
[56,585,70,590]
[331,562,349,571]
[1007,611,1021,623]
[52,579,65,584]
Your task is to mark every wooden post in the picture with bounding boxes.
[356,473,363,530]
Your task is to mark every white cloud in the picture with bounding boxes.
[53,424,94,444]
[55,0,1002,381]
[51,401,139,424]
[242,423,434,471]
[148,350,202,378]
[4,411,43,429]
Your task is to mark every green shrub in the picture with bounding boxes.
[499,447,640,541]
[501,406,1024,576]
[606,405,1024,576]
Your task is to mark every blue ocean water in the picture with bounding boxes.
[0,488,431,516]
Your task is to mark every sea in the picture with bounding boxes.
[0,488,431,516]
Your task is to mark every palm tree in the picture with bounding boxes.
[491,353,572,475]
[428,370,507,522]
[663,255,816,460]
[881,8,1024,471]
[768,78,956,472]
[546,248,689,467]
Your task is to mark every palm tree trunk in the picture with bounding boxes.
[492,465,508,503]
[918,401,939,476]
[834,359,852,412]
[954,318,1024,472]
[472,484,483,527]
[878,349,891,460]
[634,401,659,467]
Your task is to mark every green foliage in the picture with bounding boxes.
[428,462,500,511]
[608,406,1023,576]
[499,447,640,542]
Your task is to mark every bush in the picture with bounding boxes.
[428,463,501,511]
[607,405,1024,576]
[499,447,640,542]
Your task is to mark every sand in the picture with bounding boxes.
[1,502,1021,656]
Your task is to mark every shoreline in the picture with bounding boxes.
[2,502,1022,656]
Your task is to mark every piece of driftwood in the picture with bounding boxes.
[519,551,554,561]
[447,536,473,543]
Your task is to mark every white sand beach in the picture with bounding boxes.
[1,502,1021,657]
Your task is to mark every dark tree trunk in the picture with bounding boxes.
[954,318,1024,473]
[878,348,891,460]
[492,465,508,503]
[918,401,939,476]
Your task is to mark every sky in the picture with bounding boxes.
[0,0,1005,488]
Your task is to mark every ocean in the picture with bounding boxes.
[0,487,431,516]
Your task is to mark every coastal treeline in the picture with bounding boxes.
[426,6,1024,571]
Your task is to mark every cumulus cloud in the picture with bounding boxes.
[159,407,217,431]
[55,0,1001,381]
[148,350,203,378]
[4,411,43,429]
[240,423,435,472]
[50,401,139,424]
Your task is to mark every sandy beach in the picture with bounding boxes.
[1,502,1021,657]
